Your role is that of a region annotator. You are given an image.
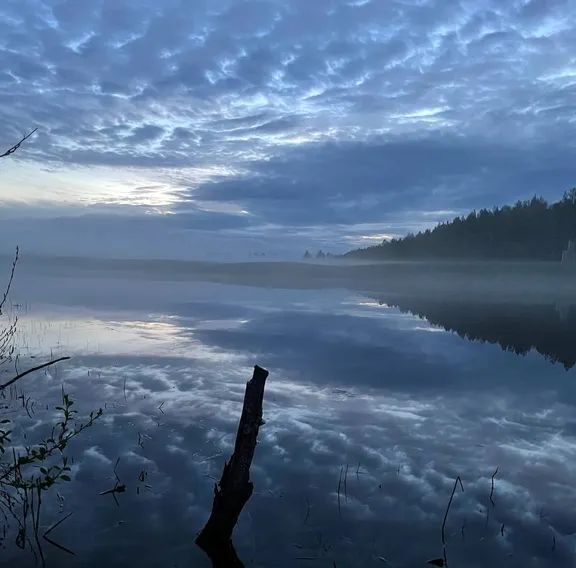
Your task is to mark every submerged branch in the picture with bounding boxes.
[196,365,269,567]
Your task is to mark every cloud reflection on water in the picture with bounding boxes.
[3,276,576,567]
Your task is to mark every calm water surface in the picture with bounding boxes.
[2,268,576,568]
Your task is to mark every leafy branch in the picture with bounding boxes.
[0,389,103,562]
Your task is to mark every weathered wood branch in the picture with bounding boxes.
[196,365,269,567]
[0,357,71,391]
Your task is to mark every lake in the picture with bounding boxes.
[2,259,575,567]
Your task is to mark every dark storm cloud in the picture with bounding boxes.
[0,0,575,254]
[194,136,576,226]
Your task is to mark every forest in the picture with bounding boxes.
[347,190,576,261]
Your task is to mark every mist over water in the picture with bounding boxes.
[1,258,575,567]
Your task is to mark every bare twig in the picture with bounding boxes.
[441,476,464,567]
[489,467,498,507]
[31,487,45,567]
[442,477,464,546]
[485,467,499,532]
[337,466,343,518]
[43,512,75,556]
[0,357,71,391]
[303,496,311,525]
[0,129,37,159]
[0,247,18,315]
[113,457,121,483]
[99,483,126,507]
[99,457,125,506]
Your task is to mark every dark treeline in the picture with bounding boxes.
[347,189,576,261]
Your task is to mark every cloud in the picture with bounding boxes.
[0,0,575,257]
[127,124,165,144]
[191,135,576,228]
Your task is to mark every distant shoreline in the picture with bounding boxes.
[2,253,574,304]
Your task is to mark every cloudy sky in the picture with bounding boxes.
[0,0,575,259]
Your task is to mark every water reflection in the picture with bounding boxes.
[2,273,575,567]
[375,295,576,369]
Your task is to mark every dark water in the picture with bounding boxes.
[2,267,576,567]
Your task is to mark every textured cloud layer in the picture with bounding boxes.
[0,0,575,256]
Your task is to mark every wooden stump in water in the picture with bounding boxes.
[196,365,269,567]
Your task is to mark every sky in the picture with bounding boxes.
[0,0,575,260]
